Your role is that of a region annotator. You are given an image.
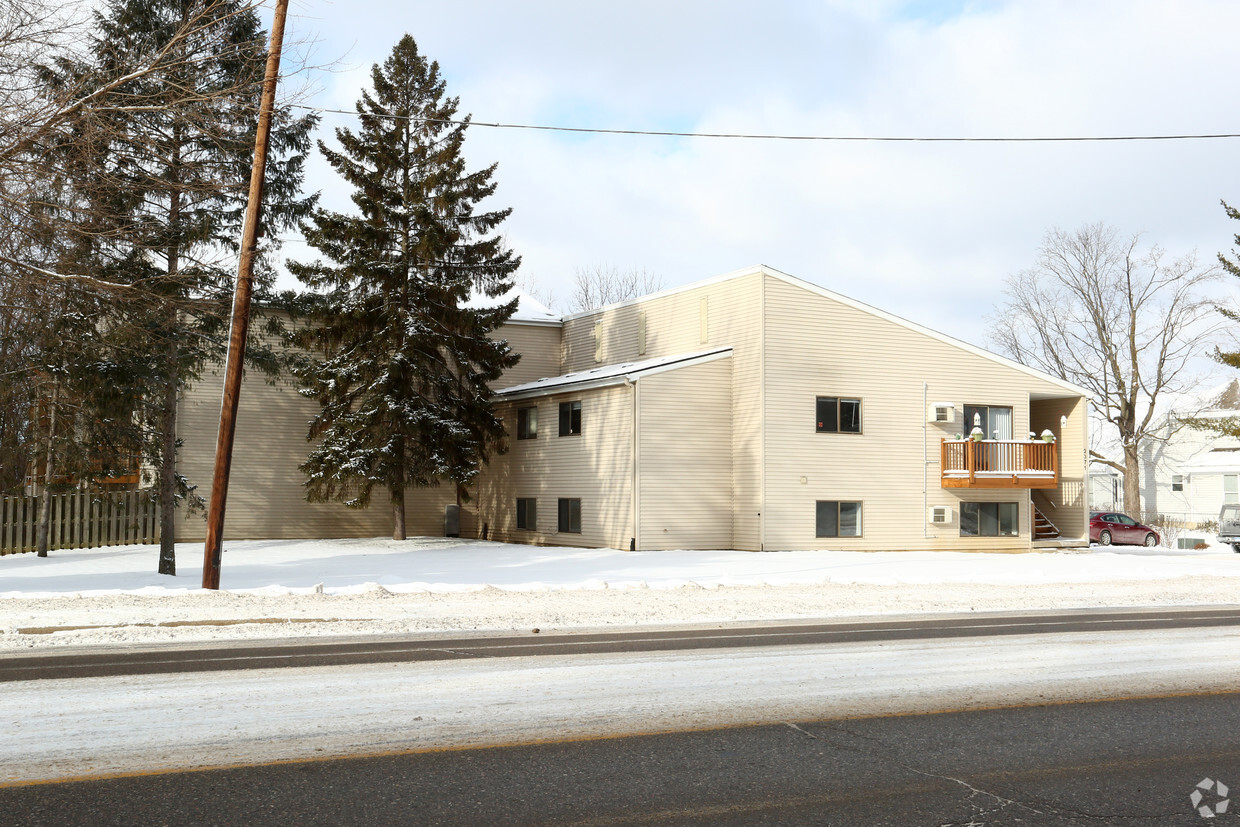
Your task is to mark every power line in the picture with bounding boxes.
[293,105,1240,143]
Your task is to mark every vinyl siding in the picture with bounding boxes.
[176,316,555,543]
[560,272,764,549]
[475,385,633,550]
[173,269,1092,555]
[636,356,733,550]
[1031,396,1089,541]
[1147,471,1236,529]
[175,322,461,542]
[1140,414,1239,525]
[760,273,1085,551]
[491,322,562,390]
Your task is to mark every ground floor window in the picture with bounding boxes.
[558,498,581,533]
[516,498,537,530]
[960,502,1019,536]
[1226,475,1238,505]
[816,501,861,537]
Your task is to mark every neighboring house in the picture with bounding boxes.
[1088,469,1122,513]
[176,265,1091,551]
[1140,382,1240,525]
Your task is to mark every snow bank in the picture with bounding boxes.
[2,537,1238,649]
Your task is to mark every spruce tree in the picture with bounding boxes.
[1218,200,1240,376]
[1185,201,1240,441]
[46,0,316,573]
[292,35,519,540]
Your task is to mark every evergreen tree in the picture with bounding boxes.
[46,0,316,573]
[1182,201,1240,441]
[1218,200,1240,376]
[292,35,519,540]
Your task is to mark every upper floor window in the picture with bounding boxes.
[559,400,582,436]
[816,397,861,434]
[517,406,538,440]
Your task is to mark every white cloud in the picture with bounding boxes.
[277,0,1240,363]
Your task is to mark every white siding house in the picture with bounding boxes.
[177,265,1091,552]
[1139,389,1240,524]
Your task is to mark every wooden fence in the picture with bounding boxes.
[0,489,159,555]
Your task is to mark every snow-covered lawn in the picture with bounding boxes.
[2,537,1239,649]
[6,537,1240,785]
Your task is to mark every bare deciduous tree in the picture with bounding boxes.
[513,271,557,313]
[989,223,1223,515]
[569,265,663,313]
[0,0,316,569]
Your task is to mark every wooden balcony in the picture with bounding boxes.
[941,439,1058,489]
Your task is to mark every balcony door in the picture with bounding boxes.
[963,405,1013,440]
[964,405,1014,472]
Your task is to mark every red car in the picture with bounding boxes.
[1090,512,1161,547]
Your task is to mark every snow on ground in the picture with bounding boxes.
[3,537,1240,650]
[6,538,1240,785]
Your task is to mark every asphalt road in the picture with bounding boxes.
[4,691,1239,825]
[5,605,1240,682]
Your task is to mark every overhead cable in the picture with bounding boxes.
[292,105,1240,143]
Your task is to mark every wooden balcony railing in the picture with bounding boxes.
[941,438,1058,489]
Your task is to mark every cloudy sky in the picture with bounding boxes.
[274,0,1239,350]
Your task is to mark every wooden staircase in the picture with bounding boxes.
[1033,504,1060,540]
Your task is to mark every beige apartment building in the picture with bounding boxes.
[177,265,1090,552]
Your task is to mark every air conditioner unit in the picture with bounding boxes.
[929,403,955,424]
[929,506,953,525]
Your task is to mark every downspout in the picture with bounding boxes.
[923,382,929,540]
[1028,392,1034,548]
[759,274,766,551]
[1079,397,1089,544]
[626,376,638,551]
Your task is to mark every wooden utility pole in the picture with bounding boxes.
[201,0,290,589]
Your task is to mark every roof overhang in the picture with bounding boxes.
[561,263,1090,400]
[496,347,733,402]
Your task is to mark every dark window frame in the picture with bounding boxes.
[517,406,538,440]
[516,498,537,531]
[962,404,1014,441]
[960,502,1019,537]
[815,500,862,538]
[558,498,582,533]
[815,396,862,434]
[559,400,582,437]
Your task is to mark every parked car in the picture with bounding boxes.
[1217,505,1240,552]
[1089,512,1160,547]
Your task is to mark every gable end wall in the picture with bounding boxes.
[760,273,1084,551]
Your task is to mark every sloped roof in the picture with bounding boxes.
[465,287,561,326]
[1182,445,1240,474]
[563,264,1089,398]
[497,347,733,401]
